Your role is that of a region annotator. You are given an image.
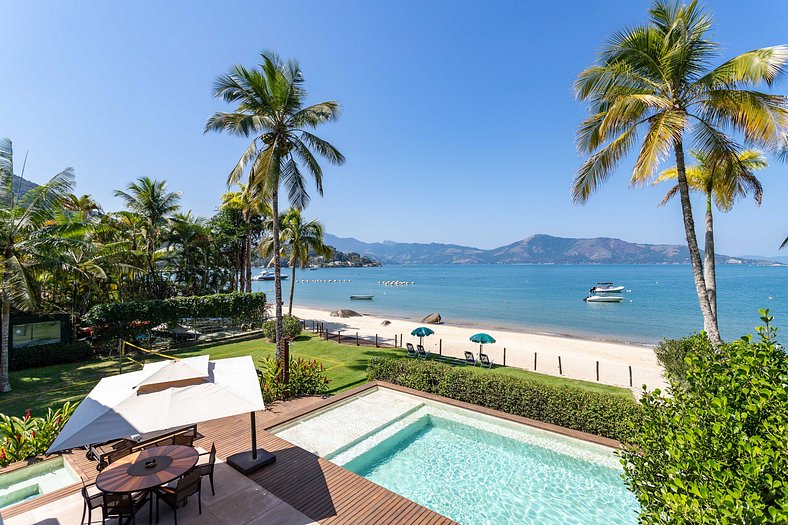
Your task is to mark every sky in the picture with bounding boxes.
[2,0,787,256]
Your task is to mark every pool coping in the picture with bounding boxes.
[263,380,622,449]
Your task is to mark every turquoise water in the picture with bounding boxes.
[342,414,638,525]
[253,264,787,343]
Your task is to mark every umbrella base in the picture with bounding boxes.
[227,449,276,475]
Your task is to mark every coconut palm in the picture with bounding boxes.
[262,208,331,316]
[113,177,181,297]
[656,149,766,320]
[62,194,102,221]
[0,138,74,392]
[206,51,345,365]
[573,0,788,345]
[220,184,270,292]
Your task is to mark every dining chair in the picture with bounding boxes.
[194,442,217,495]
[79,480,102,524]
[156,470,202,525]
[101,491,150,525]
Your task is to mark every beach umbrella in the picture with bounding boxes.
[411,326,435,345]
[469,332,496,353]
[47,355,275,474]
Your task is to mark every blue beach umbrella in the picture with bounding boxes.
[411,326,434,345]
[469,333,496,353]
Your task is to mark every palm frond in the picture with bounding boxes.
[572,126,639,203]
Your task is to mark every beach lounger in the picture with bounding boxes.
[464,351,478,366]
[416,344,430,359]
[406,343,418,357]
[479,353,493,368]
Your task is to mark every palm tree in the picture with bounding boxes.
[572,0,788,346]
[220,184,270,293]
[0,138,74,392]
[263,208,331,316]
[62,194,102,221]
[206,51,345,367]
[656,149,766,320]
[113,177,181,297]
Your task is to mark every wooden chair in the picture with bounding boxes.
[156,471,202,525]
[79,481,102,524]
[194,442,217,495]
[172,434,194,446]
[101,491,150,525]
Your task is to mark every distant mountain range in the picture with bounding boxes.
[324,233,784,266]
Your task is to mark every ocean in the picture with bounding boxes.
[251,264,787,344]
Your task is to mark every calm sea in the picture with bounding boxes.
[251,264,787,344]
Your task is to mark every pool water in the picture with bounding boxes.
[0,457,82,509]
[274,389,639,525]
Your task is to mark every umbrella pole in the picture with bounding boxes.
[227,411,276,475]
[251,412,257,460]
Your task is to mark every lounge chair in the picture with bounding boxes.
[464,351,477,366]
[194,442,217,496]
[479,353,494,368]
[416,345,430,359]
[406,343,417,358]
[156,470,202,525]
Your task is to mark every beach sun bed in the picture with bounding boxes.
[406,343,418,358]
[416,345,430,360]
[464,351,478,366]
[479,353,493,368]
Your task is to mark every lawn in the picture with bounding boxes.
[0,333,630,416]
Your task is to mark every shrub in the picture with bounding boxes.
[262,315,302,341]
[367,358,641,441]
[621,310,788,523]
[654,332,711,385]
[9,341,94,371]
[0,402,76,467]
[85,292,266,341]
[258,356,330,403]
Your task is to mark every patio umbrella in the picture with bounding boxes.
[47,355,275,474]
[469,332,496,353]
[411,326,435,346]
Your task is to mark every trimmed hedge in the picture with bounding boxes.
[367,357,641,441]
[85,292,266,340]
[9,341,94,371]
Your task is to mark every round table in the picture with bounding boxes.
[96,445,199,493]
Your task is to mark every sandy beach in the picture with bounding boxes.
[291,305,667,394]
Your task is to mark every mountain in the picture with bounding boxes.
[10,174,39,196]
[324,233,779,265]
[737,254,788,264]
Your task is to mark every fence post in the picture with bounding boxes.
[503,347,506,367]
[400,334,403,348]
[375,334,379,348]
[596,361,599,381]
[356,332,359,346]
[338,331,342,344]
[534,352,537,371]
[395,334,398,347]
[439,339,442,356]
[118,340,124,374]
[558,356,562,375]
[629,365,633,387]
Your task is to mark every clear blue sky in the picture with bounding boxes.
[2,0,786,255]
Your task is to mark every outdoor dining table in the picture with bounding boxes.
[96,445,199,494]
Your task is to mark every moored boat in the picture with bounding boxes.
[584,294,624,303]
[350,295,374,300]
[590,282,625,293]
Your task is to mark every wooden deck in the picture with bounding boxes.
[1,387,456,524]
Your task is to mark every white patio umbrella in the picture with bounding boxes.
[47,355,274,473]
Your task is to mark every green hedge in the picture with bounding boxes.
[367,358,641,441]
[84,292,266,340]
[9,341,94,371]
[262,316,303,341]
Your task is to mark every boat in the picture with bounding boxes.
[584,294,625,303]
[253,271,289,281]
[349,295,374,300]
[590,282,625,293]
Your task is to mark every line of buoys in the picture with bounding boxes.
[377,280,415,286]
[296,279,352,283]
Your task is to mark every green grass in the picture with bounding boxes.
[0,333,630,416]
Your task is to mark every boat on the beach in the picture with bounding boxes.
[350,295,374,300]
[584,294,624,303]
[590,282,625,293]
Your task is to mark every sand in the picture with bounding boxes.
[290,305,667,395]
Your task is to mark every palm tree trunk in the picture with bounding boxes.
[1,255,11,393]
[245,233,252,293]
[271,186,284,365]
[674,140,721,346]
[239,239,246,293]
[703,193,717,323]
[288,256,297,316]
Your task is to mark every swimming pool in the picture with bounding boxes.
[274,388,639,525]
[0,456,82,510]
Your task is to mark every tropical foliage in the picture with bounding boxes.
[573,0,788,345]
[258,355,330,403]
[262,315,302,342]
[622,311,788,523]
[205,51,345,381]
[0,402,76,467]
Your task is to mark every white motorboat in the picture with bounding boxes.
[584,294,625,303]
[590,282,625,293]
[252,271,289,281]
